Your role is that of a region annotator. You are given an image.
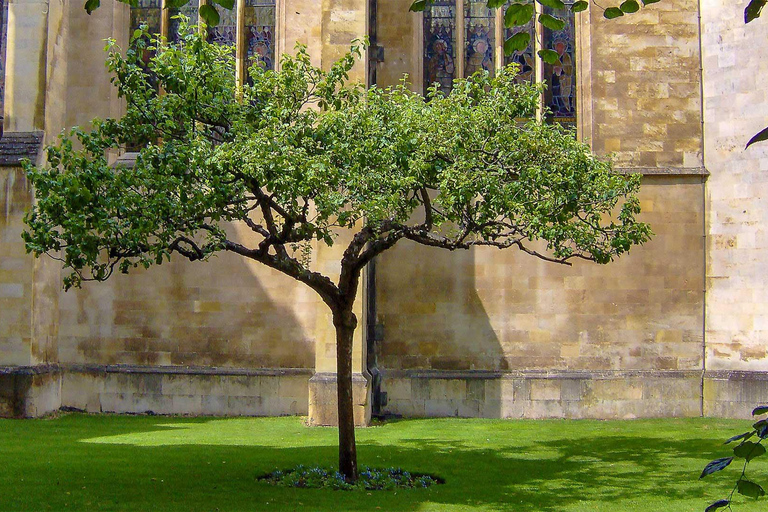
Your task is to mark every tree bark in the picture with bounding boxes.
[334,309,358,482]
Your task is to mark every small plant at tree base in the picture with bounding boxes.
[258,465,443,490]
[699,406,768,511]
[22,20,651,482]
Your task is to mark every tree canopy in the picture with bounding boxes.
[23,21,651,481]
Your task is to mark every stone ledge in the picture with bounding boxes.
[615,166,709,176]
[705,370,768,381]
[0,364,61,376]
[381,369,704,380]
[0,132,43,167]
[66,364,314,377]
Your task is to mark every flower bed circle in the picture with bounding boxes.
[258,465,444,491]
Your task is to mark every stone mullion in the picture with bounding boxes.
[494,6,503,71]
[160,0,170,40]
[456,0,464,78]
[235,0,245,91]
[198,0,207,33]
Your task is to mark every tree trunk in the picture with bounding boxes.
[334,310,358,482]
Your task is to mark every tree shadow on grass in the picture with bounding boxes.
[0,416,741,512]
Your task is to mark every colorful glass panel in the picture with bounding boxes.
[209,4,237,47]
[169,0,199,43]
[542,2,576,128]
[130,0,161,70]
[423,0,456,96]
[464,0,494,77]
[130,0,161,37]
[244,0,276,75]
[503,4,535,85]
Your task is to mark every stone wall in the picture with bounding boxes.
[381,370,701,419]
[0,168,34,366]
[61,365,310,416]
[585,0,703,168]
[4,0,768,423]
[700,0,768,417]
[374,175,706,417]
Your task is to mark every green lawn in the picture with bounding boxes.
[0,414,761,511]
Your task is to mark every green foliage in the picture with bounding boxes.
[24,20,650,293]
[259,465,441,490]
[700,407,768,511]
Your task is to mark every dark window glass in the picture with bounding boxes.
[464,0,495,77]
[244,0,276,75]
[169,0,199,43]
[423,0,456,96]
[542,1,576,128]
[503,4,535,85]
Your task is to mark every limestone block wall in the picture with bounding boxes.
[376,176,706,418]
[61,366,310,416]
[0,168,33,366]
[382,371,701,420]
[700,0,768,417]
[586,0,703,168]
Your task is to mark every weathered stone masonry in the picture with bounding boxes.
[2,0,768,423]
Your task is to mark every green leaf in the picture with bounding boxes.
[746,0,767,23]
[733,441,766,461]
[538,49,560,65]
[603,7,624,18]
[487,0,507,8]
[539,13,565,30]
[620,0,640,13]
[505,3,535,27]
[737,479,766,499]
[571,1,589,12]
[212,0,235,10]
[746,126,768,148]
[199,4,220,26]
[699,457,733,479]
[504,32,531,54]
[724,431,754,444]
[84,0,100,15]
[704,500,730,512]
[754,405,768,416]
[642,0,661,3]
[536,0,566,10]
[409,0,428,12]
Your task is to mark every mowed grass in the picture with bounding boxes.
[0,414,761,511]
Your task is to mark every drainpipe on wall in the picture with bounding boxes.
[696,0,707,418]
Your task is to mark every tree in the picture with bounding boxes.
[22,22,651,482]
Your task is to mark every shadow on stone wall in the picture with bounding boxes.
[376,241,504,417]
[58,223,317,370]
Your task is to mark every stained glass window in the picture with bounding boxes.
[542,1,576,128]
[209,3,237,47]
[130,0,161,73]
[464,0,494,77]
[244,0,276,74]
[0,0,7,121]
[503,7,535,85]
[423,0,456,96]
[169,0,199,43]
[130,0,161,37]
